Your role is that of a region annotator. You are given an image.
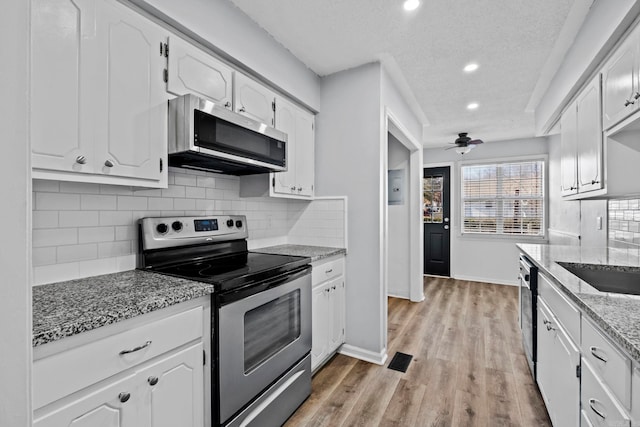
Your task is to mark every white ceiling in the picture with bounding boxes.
[228,0,587,147]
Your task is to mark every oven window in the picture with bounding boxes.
[244,289,301,373]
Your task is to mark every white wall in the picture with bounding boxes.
[535,0,640,134]
[387,134,411,299]
[316,62,385,360]
[128,0,321,111]
[0,0,32,424]
[423,137,549,285]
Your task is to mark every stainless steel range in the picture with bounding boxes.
[138,215,312,427]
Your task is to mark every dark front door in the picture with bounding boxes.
[424,166,450,276]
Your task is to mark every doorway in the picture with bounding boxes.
[423,166,450,276]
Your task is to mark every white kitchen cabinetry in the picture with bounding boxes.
[602,24,640,131]
[311,256,345,372]
[166,36,234,108]
[537,298,580,427]
[30,0,168,188]
[234,73,276,126]
[560,75,603,197]
[272,96,315,198]
[33,299,208,427]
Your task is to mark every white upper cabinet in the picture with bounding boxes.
[166,36,233,108]
[273,96,315,198]
[560,75,603,198]
[30,0,168,187]
[602,25,640,130]
[234,73,275,126]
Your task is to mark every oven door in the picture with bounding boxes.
[218,267,311,424]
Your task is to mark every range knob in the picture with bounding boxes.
[235,220,243,228]
[156,223,168,234]
[171,221,183,232]
[226,219,234,228]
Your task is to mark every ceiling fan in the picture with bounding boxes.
[446,132,484,154]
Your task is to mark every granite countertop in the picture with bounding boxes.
[517,243,640,364]
[253,244,346,262]
[33,270,213,347]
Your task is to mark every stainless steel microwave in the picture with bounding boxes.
[168,94,287,175]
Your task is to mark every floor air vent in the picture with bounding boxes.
[387,352,413,373]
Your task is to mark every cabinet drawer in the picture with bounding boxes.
[581,359,630,427]
[538,273,580,343]
[34,305,203,409]
[582,318,632,408]
[312,257,344,285]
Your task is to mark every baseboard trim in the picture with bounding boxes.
[339,344,388,365]
[387,291,410,300]
[451,275,518,287]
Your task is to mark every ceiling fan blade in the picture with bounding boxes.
[444,146,458,150]
[468,139,484,145]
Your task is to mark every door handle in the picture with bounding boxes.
[444,225,450,230]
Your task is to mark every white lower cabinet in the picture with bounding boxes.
[537,297,580,427]
[311,256,345,372]
[33,299,208,427]
[581,359,631,427]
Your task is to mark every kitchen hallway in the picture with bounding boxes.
[285,278,551,426]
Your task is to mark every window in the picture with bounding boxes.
[461,159,544,236]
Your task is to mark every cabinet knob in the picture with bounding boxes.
[290,186,296,192]
[634,92,640,100]
[118,392,131,403]
[297,187,302,192]
[546,323,555,331]
[239,106,246,113]
[332,285,336,290]
[324,288,330,293]
[75,155,87,165]
[104,159,114,168]
[624,99,635,107]
[591,180,599,185]
[148,376,159,386]
[224,101,231,109]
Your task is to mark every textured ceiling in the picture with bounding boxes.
[229,0,578,146]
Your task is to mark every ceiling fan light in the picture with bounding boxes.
[467,102,479,110]
[464,63,479,73]
[455,146,473,155]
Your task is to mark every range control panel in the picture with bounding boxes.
[139,215,248,251]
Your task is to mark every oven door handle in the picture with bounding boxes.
[219,265,311,305]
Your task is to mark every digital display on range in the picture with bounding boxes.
[194,219,218,232]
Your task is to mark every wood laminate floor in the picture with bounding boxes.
[285,277,551,427]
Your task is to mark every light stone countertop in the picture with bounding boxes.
[253,244,346,262]
[517,243,640,364]
[32,270,213,347]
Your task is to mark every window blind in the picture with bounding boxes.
[461,160,544,236]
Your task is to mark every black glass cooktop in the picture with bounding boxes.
[154,251,310,292]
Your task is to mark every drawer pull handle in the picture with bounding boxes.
[118,392,131,403]
[148,376,159,386]
[590,346,608,363]
[326,269,333,274]
[119,340,152,356]
[589,398,606,419]
[546,323,555,331]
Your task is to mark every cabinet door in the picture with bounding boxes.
[311,284,329,371]
[93,0,167,181]
[31,0,96,174]
[294,109,315,197]
[560,102,578,196]
[576,76,603,193]
[273,97,298,195]
[137,343,204,427]
[328,278,345,352]
[536,298,554,408]
[234,73,275,126]
[602,33,638,130]
[34,374,138,427]
[166,36,233,108]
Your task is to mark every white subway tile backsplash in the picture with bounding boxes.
[79,226,115,243]
[57,244,98,263]
[36,193,81,210]
[33,228,78,247]
[32,172,346,283]
[99,211,134,226]
[33,211,59,229]
[117,195,147,211]
[81,194,117,210]
[98,241,132,258]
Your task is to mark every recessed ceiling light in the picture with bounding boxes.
[467,103,479,110]
[464,63,479,73]
[403,0,420,11]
